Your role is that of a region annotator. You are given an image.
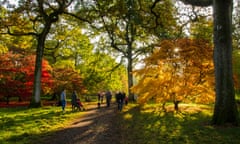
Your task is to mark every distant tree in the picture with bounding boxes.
[79,51,127,93]
[87,0,178,100]
[52,66,85,96]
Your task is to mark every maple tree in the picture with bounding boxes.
[52,66,85,96]
[0,52,53,102]
[131,38,215,110]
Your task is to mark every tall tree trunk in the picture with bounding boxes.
[29,24,51,108]
[29,38,44,107]
[212,0,239,125]
[127,55,134,101]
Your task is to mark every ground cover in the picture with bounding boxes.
[119,103,240,144]
[0,104,86,144]
[1,102,240,144]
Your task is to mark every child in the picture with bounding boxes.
[77,98,85,111]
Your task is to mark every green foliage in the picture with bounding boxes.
[79,52,127,93]
[190,17,213,43]
[140,0,179,39]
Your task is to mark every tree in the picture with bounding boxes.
[79,51,127,93]
[0,0,89,107]
[0,52,53,102]
[179,0,239,125]
[88,0,178,100]
[43,20,126,94]
[52,66,85,96]
[0,1,62,107]
[132,38,215,110]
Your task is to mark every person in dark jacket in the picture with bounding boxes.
[71,90,77,111]
[116,91,124,111]
[105,90,112,107]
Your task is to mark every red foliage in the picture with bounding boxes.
[52,67,85,94]
[0,52,53,100]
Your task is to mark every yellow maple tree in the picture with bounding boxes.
[131,38,215,110]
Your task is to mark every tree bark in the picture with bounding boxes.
[180,0,212,6]
[29,24,52,108]
[179,0,239,125]
[127,53,134,101]
[212,0,239,125]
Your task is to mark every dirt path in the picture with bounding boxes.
[41,103,123,144]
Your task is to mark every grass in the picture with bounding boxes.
[1,102,240,144]
[119,103,240,144]
[0,105,85,144]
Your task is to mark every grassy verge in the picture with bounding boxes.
[0,105,85,144]
[119,103,240,144]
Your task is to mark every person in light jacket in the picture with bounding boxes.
[61,89,66,112]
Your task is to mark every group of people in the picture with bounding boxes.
[97,90,128,111]
[97,91,112,108]
[59,89,128,112]
[60,89,85,112]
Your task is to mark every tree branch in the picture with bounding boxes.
[179,0,213,7]
[1,26,38,36]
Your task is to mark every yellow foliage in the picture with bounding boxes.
[0,44,8,54]
[132,38,215,105]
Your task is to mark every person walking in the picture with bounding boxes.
[116,91,124,111]
[71,90,77,111]
[61,89,67,112]
[105,90,112,107]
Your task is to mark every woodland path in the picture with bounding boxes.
[40,103,124,144]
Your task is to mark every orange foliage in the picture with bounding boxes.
[132,38,215,104]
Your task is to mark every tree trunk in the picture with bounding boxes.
[29,24,52,108]
[127,55,134,101]
[174,101,180,111]
[29,37,44,107]
[212,0,239,125]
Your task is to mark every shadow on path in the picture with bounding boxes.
[40,103,122,144]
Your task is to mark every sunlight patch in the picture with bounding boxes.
[124,113,133,120]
